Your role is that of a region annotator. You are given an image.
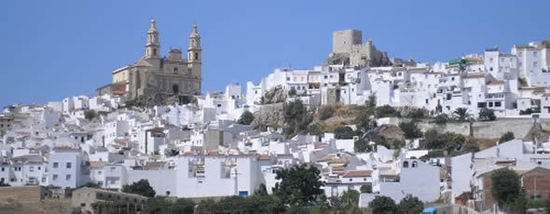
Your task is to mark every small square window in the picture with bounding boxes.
[66,174,71,180]
[53,162,59,168]
[66,163,72,168]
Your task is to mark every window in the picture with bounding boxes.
[403,161,409,168]
[1,167,4,172]
[488,102,493,107]
[66,163,72,169]
[412,161,418,168]
[166,191,171,196]
[174,67,178,73]
[495,102,501,107]
[66,174,71,180]
[53,162,59,168]
[29,166,34,172]
[81,203,86,207]
[53,174,58,180]
[38,167,41,170]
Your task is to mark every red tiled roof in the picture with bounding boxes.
[342,170,373,178]
[488,80,505,85]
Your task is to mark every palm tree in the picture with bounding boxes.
[453,108,469,122]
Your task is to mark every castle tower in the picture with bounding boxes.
[145,19,160,58]
[187,24,202,93]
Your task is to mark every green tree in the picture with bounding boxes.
[254,184,268,197]
[307,122,325,137]
[398,195,423,214]
[491,168,522,209]
[499,131,515,143]
[340,190,360,208]
[368,196,398,214]
[463,137,480,153]
[283,100,312,137]
[366,94,376,108]
[238,111,255,125]
[354,139,371,153]
[355,109,376,134]
[333,126,356,139]
[398,121,422,139]
[422,129,471,154]
[147,198,195,214]
[360,184,372,193]
[453,108,469,122]
[288,87,297,96]
[375,105,399,118]
[274,164,324,206]
[434,114,449,125]
[122,179,155,197]
[84,110,97,121]
[479,108,496,121]
[83,182,101,188]
[406,108,426,120]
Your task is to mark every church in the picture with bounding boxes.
[98,19,202,104]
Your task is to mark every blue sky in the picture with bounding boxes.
[1,0,549,107]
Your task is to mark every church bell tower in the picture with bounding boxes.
[145,19,160,58]
[187,25,202,93]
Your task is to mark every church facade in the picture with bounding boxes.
[99,19,202,104]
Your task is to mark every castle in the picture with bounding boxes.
[326,29,392,68]
[98,19,202,104]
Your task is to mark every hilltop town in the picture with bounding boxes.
[1,20,550,213]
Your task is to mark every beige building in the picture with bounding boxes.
[71,187,147,214]
[100,19,202,104]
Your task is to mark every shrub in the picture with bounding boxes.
[368,196,397,214]
[406,108,426,120]
[238,111,255,125]
[434,114,449,125]
[375,105,399,118]
[398,121,422,139]
[334,126,356,139]
[479,108,496,121]
[453,108,469,122]
[317,105,335,120]
[398,195,423,214]
[84,110,97,121]
[360,184,372,193]
[499,131,515,143]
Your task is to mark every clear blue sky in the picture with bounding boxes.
[1,0,549,107]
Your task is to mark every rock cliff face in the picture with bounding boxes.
[251,103,284,131]
[260,85,287,104]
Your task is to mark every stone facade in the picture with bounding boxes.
[327,29,391,68]
[71,187,147,214]
[108,20,202,104]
